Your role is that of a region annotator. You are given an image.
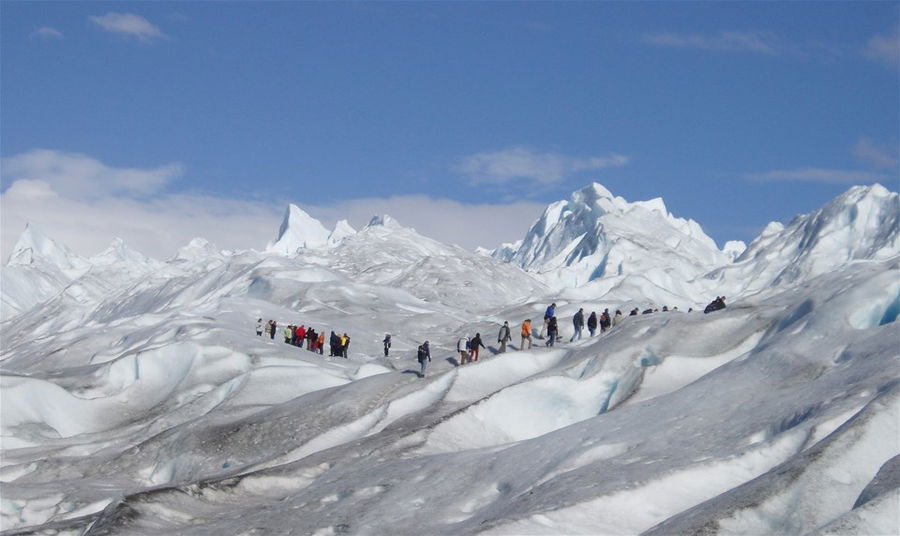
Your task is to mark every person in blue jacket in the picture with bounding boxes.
[539,302,556,338]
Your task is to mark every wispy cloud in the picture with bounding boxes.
[458,147,629,186]
[2,149,182,200]
[30,27,64,40]
[745,167,890,185]
[305,196,545,251]
[89,12,167,42]
[863,26,899,69]
[1,150,545,261]
[643,31,790,55]
[852,138,899,170]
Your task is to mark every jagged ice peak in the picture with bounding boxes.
[267,204,331,255]
[7,222,88,272]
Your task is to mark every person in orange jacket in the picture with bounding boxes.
[521,319,533,350]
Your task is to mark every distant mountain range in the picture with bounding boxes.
[4,182,896,321]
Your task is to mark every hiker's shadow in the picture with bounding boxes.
[445,357,459,367]
[402,369,421,376]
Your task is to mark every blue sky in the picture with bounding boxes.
[2,2,898,259]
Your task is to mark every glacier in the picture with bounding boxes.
[0,182,897,535]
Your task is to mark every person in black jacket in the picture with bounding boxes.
[469,333,486,361]
[546,316,559,347]
[329,331,340,356]
[570,308,585,342]
[498,322,512,353]
[417,341,431,378]
[587,311,598,336]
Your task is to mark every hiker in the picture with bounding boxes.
[329,331,340,356]
[340,333,350,358]
[600,309,611,333]
[521,319,533,349]
[383,334,392,357]
[417,341,431,378]
[546,316,559,347]
[587,311,598,336]
[457,335,470,365]
[306,328,317,351]
[539,303,557,338]
[613,310,623,327]
[317,332,325,354]
[296,325,307,347]
[570,308,585,342]
[284,325,293,344]
[470,332,485,361]
[256,318,263,336]
[498,321,512,353]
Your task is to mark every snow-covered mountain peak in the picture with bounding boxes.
[495,182,728,294]
[570,182,627,213]
[722,240,748,262]
[174,237,221,262]
[715,183,899,296]
[739,182,898,265]
[365,214,403,230]
[90,237,159,267]
[327,219,357,246]
[266,204,331,255]
[6,222,89,273]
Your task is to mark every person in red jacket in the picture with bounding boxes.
[295,325,306,347]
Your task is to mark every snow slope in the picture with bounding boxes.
[1,184,897,535]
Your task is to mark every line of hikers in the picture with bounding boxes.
[538,303,624,346]
[628,305,682,315]
[259,295,727,376]
[256,318,351,358]
[448,304,621,368]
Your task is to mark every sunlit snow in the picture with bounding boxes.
[1,183,897,535]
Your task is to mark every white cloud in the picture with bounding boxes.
[643,31,788,55]
[458,147,629,185]
[852,138,899,170]
[1,179,282,263]
[2,149,182,200]
[745,167,891,184]
[305,196,545,251]
[864,26,899,69]
[31,27,64,40]
[1,151,545,263]
[89,12,167,42]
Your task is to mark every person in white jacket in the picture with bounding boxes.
[457,336,470,365]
